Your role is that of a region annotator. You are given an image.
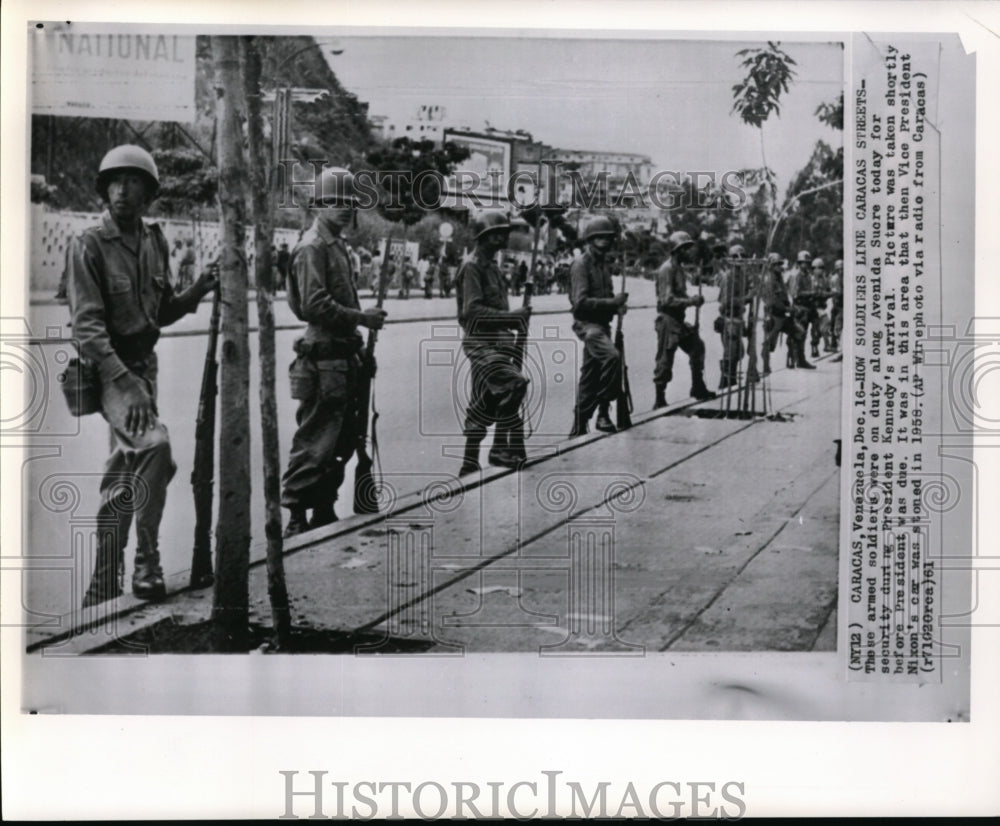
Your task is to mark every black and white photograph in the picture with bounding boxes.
[3,0,998,820]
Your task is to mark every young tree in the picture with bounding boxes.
[210,35,253,652]
[242,35,292,647]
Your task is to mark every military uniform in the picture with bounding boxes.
[69,210,200,604]
[786,264,825,357]
[456,247,529,470]
[829,264,844,350]
[569,247,622,430]
[281,219,366,524]
[654,257,711,396]
[761,265,805,374]
[715,260,754,387]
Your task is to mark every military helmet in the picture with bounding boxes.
[728,244,746,258]
[767,252,783,267]
[473,212,512,240]
[668,230,695,255]
[583,215,618,242]
[834,258,843,270]
[314,166,358,207]
[811,257,825,269]
[796,249,812,264]
[96,144,159,201]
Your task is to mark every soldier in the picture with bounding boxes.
[829,258,844,351]
[715,244,758,389]
[810,257,833,355]
[568,216,628,435]
[761,252,809,375]
[456,213,532,474]
[281,168,388,538]
[68,145,218,606]
[653,230,717,409]
[785,250,818,369]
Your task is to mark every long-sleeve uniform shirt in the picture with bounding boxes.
[287,220,365,349]
[457,249,514,347]
[68,211,197,383]
[716,264,753,319]
[569,249,617,327]
[655,257,693,323]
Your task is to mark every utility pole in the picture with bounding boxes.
[210,35,252,652]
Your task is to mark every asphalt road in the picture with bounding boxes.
[18,280,770,623]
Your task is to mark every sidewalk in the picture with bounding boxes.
[34,350,843,655]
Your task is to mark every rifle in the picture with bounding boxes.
[353,238,392,514]
[189,283,221,588]
[615,261,634,430]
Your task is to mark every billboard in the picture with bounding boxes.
[441,130,512,208]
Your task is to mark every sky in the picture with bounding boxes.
[327,35,843,195]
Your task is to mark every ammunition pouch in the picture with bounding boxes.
[59,357,101,417]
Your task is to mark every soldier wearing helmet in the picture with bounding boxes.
[652,230,717,408]
[68,145,219,606]
[761,252,807,375]
[714,244,759,389]
[783,249,818,368]
[567,215,629,436]
[829,258,844,351]
[281,167,388,537]
[455,212,532,473]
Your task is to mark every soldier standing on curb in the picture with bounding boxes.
[715,244,758,389]
[280,168,387,538]
[785,250,818,369]
[761,252,808,375]
[68,145,218,606]
[568,216,628,436]
[829,258,844,351]
[456,213,532,474]
[809,257,832,356]
[653,230,717,409]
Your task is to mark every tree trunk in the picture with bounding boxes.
[241,35,291,646]
[210,35,252,652]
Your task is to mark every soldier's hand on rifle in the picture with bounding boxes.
[508,306,532,332]
[192,261,220,300]
[116,371,156,437]
[360,308,388,330]
[614,292,629,316]
[689,294,706,308]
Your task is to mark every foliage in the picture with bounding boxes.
[151,147,218,217]
[363,137,470,227]
[731,43,797,128]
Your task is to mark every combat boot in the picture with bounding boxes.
[309,503,338,530]
[458,436,483,476]
[488,428,522,469]
[132,546,166,602]
[283,507,309,539]
[795,341,816,370]
[690,374,718,401]
[568,407,591,438]
[594,403,617,433]
[811,342,821,359]
[653,384,668,410]
[81,543,124,608]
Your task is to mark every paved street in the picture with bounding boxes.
[17,276,840,650]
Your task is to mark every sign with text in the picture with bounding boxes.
[31,28,196,122]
